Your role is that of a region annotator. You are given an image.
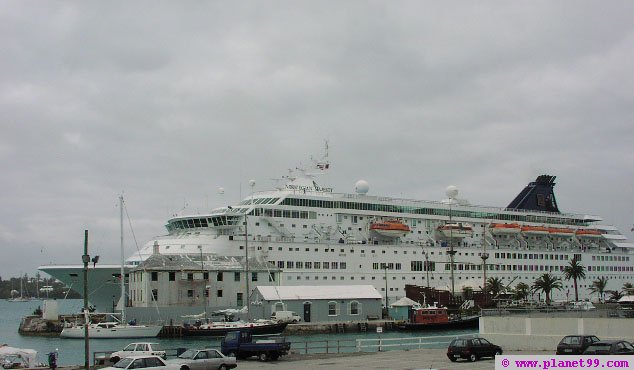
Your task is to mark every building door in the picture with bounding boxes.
[303,302,312,323]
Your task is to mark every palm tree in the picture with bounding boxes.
[589,277,609,302]
[623,282,634,296]
[608,290,623,302]
[563,258,586,302]
[485,277,505,297]
[462,286,474,299]
[532,273,563,305]
[513,282,530,302]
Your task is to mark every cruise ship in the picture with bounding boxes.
[39,155,634,311]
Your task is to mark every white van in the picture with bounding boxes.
[271,311,301,323]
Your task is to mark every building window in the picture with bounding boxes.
[151,289,158,301]
[328,301,339,316]
[349,301,360,315]
[169,272,175,281]
[234,272,240,282]
[269,272,276,282]
[217,272,223,281]
[237,293,243,306]
[251,272,258,282]
[203,272,209,280]
[187,289,194,298]
[187,273,194,281]
[217,290,223,298]
[151,272,158,281]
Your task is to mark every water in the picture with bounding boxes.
[0,299,476,365]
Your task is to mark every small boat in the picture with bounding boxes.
[60,320,162,339]
[521,226,550,235]
[489,223,521,234]
[0,345,43,368]
[182,320,288,337]
[575,229,602,238]
[437,223,473,239]
[370,220,410,238]
[397,305,479,331]
[7,279,31,302]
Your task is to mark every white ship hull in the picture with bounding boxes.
[39,165,634,311]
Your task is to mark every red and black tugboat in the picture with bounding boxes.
[397,305,479,331]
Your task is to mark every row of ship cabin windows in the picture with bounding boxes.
[495,253,571,260]
[145,271,274,283]
[279,197,585,226]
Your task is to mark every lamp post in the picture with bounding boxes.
[82,230,89,370]
[384,264,388,316]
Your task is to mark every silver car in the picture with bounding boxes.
[167,349,237,370]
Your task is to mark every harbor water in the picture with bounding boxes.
[0,299,476,366]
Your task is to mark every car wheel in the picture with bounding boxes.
[449,357,457,362]
[219,365,228,370]
[495,350,502,357]
[292,319,298,323]
[469,353,478,362]
[258,352,268,361]
[110,357,120,364]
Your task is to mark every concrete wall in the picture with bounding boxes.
[480,316,634,351]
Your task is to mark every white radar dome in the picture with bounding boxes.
[446,185,459,199]
[355,180,370,194]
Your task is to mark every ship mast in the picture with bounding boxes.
[120,195,126,324]
[446,186,458,297]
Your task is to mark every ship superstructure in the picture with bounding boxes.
[40,158,634,312]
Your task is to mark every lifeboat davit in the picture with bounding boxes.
[437,223,474,239]
[575,229,602,239]
[548,227,575,237]
[521,226,550,235]
[370,220,410,238]
[489,223,521,235]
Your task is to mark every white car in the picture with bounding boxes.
[103,356,179,370]
[109,343,166,363]
[166,349,237,370]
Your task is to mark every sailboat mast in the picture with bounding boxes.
[120,195,126,324]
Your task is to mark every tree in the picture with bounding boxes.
[563,258,586,302]
[485,277,505,297]
[532,273,563,305]
[608,290,623,302]
[462,286,474,299]
[589,277,609,302]
[513,282,530,302]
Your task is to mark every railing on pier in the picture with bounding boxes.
[355,335,456,352]
[481,307,634,318]
[93,334,463,364]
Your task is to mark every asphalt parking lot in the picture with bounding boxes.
[234,349,553,370]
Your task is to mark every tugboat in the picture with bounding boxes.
[397,304,479,331]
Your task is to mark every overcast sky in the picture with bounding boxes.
[2,1,634,279]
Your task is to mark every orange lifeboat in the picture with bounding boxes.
[548,227,575,237]
[489,223,521,234]
[437,223,474,239]
[370,219,410,238]
[575,229,602,238]
[521,226,550,235]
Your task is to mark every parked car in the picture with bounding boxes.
[103,356,178,370]
[569,301,596,311]
[556,335,601,355]
[270,311,301,323]
[109,343,166,363]
[166,349,236,370]
[583,340,634,355]
[446,337,502,362]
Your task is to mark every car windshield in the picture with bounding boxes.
[178,350,196,359]
[114,358,134,368]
